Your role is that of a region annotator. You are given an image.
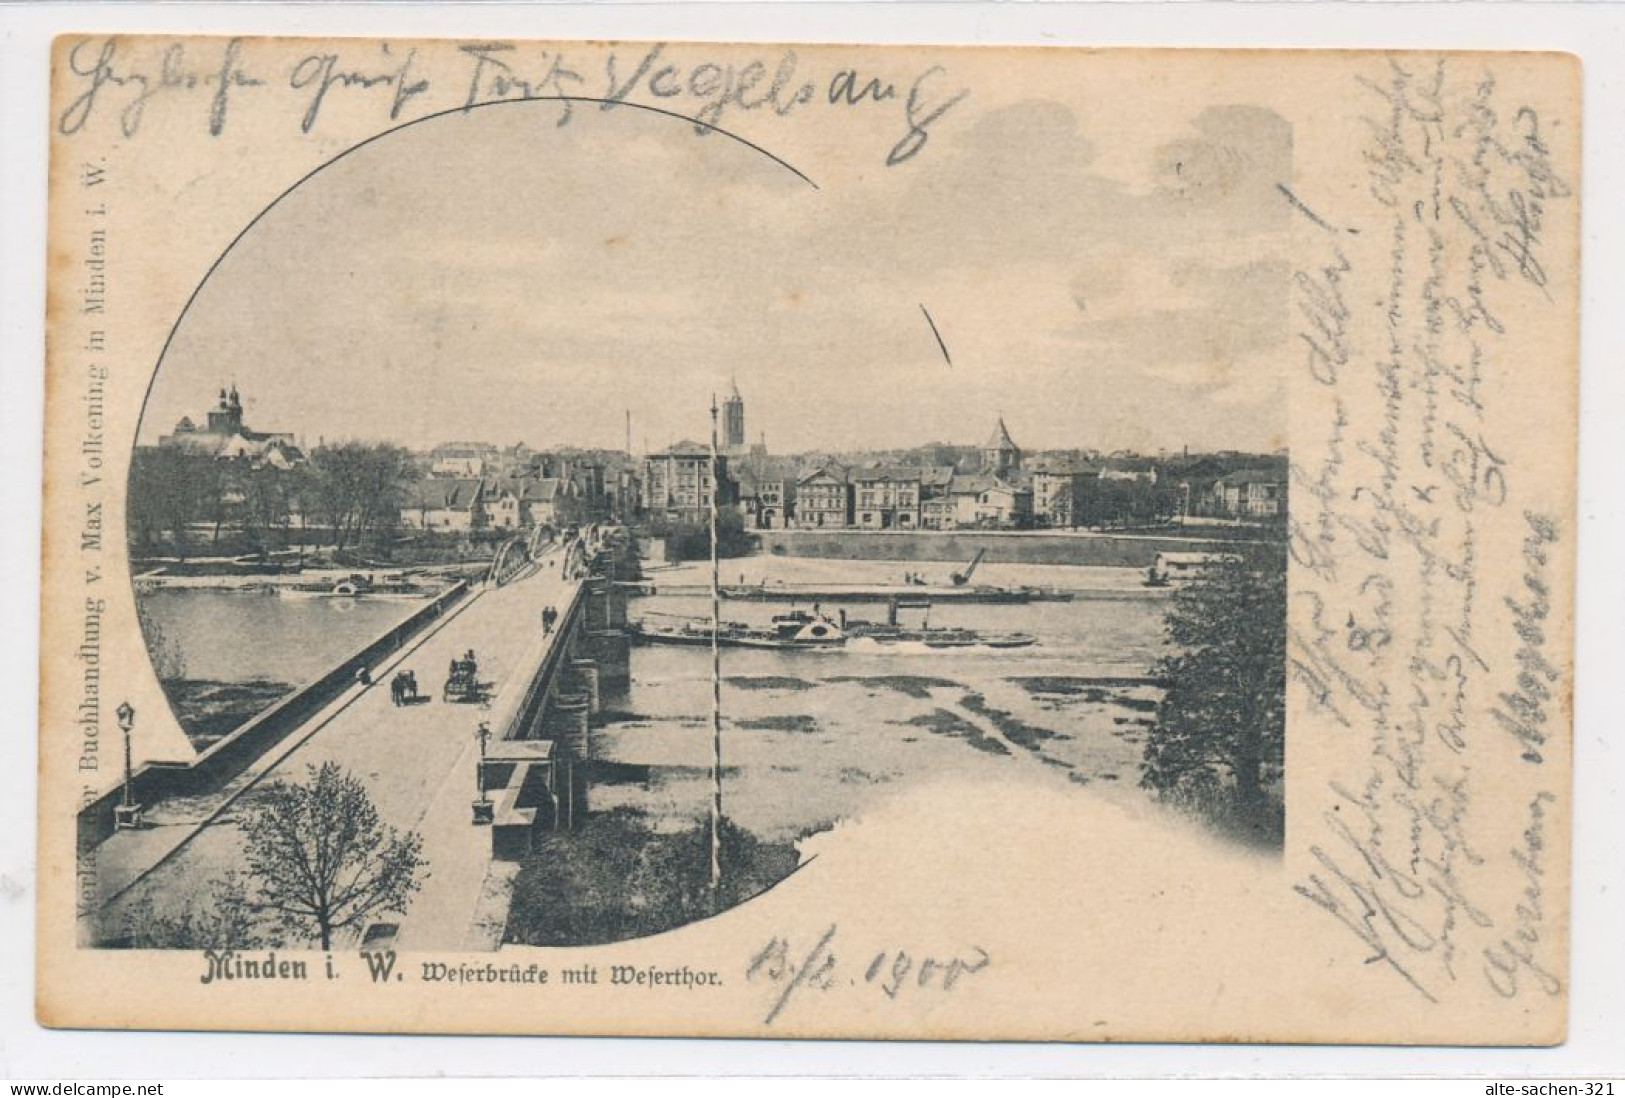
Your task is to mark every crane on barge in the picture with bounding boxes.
[950,548,986,586]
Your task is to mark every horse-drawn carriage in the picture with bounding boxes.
[443,651,493,704]
[390,669,428,706]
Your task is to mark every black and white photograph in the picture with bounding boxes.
[85,78,1290,956]
[33,35,1579,1046]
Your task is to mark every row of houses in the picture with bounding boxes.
[413,442,648,531]
[742,462,1093,530]
[782,464,1035,530]
[760,463,1283,530]
[400,474,605,532]
[641,417,1288,532]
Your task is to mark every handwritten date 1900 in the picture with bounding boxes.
[746,925,990,1025]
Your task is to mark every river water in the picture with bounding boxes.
[589,557,1171,845]
[137,558,1174,847]
[136,588,421,686]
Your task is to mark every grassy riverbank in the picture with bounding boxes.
[159,679,296,752]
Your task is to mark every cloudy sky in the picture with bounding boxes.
[141,91,1291,455]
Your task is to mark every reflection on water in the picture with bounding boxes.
[593,578,1169,845]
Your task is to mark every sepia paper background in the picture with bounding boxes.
[35,34,1577,1044]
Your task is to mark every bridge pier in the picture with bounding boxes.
[543,692,591,831]
[570,659,601,715]
[587,630,631,695]
[585,579,608,630]
[585,578,628,631]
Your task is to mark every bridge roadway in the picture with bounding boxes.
[92,550,581,951]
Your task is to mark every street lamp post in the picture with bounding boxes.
[114,701,142,830]
[472,720,494,825]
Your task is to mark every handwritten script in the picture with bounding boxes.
[1288,57,1570,1006]
[57,37,969,168]
[746,925,989,1025]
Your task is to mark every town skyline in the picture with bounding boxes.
[142,379,1285,464]
[136,380,1287,549]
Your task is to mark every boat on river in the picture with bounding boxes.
[630,609,1037,651]
[719,583,1072,604]
[278,572,438,600]
[629,609,847,650]
[845,621,1036,649]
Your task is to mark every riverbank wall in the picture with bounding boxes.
[755,529,1267,568]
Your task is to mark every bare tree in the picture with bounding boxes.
[239,762,427,950]
[310,443,412,550]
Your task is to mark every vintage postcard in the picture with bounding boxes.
[37,36,1578,1042]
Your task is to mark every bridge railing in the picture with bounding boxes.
[486,579,587,745]
[78,580,474,848]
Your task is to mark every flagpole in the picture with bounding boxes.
[709,393,723,894]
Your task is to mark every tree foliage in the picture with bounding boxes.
[505,807,800,947]
[133,597,187,682]
[1077,478,1178,529]
[127,447,210,552]
[309,443,414,550]
[1141,550,1286,840]
[660,509,755,562]
[126,442,413,555]
[239,762,427,950]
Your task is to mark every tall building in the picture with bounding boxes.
[722,378,746,454]
[982,416,1022,476]
[795,464,851,528]
[642,441,738,524]
[1029,460,1101,528]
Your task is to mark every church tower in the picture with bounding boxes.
[982,415,1021,476]
[723,378,746,453]
[206,384,246,435]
